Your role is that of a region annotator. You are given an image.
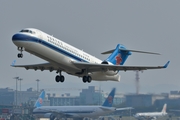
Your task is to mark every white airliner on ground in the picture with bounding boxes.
[12,28,170,83]
[33,88,133,120]
[134,104,167,120]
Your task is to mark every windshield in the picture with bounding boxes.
[20,29,35,34]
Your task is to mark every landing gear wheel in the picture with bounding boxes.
[17,47,23,58]
[55,70,65,83]
[60,76,65,82]
[87,76,92,83]
[17,53,23,58]
[55,75,60,82]
[55,75,65,83]
[82,76,91,83]
[83,76,87,83]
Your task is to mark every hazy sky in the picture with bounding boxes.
[0,1,179,95]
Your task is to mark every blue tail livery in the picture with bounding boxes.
[102,44,161,65]
[34,90,45,107]
[105,44,131,65]
[102,88,116,107]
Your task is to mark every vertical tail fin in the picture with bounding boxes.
[103,44,131,65]
[161,104,167,113]
[102,88,116,107]
[34,90,45,108]
[102,44,160,65]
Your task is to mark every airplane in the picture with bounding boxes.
[33,88,133,120]
[11,28,170,83]
[134,104,167,120]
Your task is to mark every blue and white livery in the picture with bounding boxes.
[12,28,169,83]
[33,88,133,120]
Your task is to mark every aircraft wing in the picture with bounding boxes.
[100,106,133,111]
[72,61,170,72]
[11,62,59,72]
[115,107,134,111]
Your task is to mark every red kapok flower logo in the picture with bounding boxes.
[39,98,43,104]
[108,96,113,104]
[115,54,122,65]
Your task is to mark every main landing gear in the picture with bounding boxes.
[55,70,65,83]
[55,70,92,83]
[17,47,23,58]
[55,75,65,82]
[82,76,92,83]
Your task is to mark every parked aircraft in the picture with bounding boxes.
[134,104,167,120]
[12,28,169,83]
[33,88,133,120]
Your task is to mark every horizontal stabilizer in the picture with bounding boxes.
[102,49,160,55]
[101,49,114,54]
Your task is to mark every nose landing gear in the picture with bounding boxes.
[17,47,23,58]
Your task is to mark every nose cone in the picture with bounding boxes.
[12,33,19,41]
[12,33,27,41]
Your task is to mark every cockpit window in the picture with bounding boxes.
[20,29,35,34]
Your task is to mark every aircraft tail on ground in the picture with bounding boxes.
[161,104,167,113]
[34,90,45,108]
[102,44,160,65]
[102,88,116,107]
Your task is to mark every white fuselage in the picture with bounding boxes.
[12,28,120,81]
[33,106,115,119]
[134,112,167,119]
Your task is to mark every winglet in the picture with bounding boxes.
[163,61,170,68]
[11,60,16,66]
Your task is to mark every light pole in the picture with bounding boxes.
[36,79,40,92]
[13,76,19,106]
[18,78,23,105]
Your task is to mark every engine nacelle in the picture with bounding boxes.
[101,61,118,76]
[104,70,118,76]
